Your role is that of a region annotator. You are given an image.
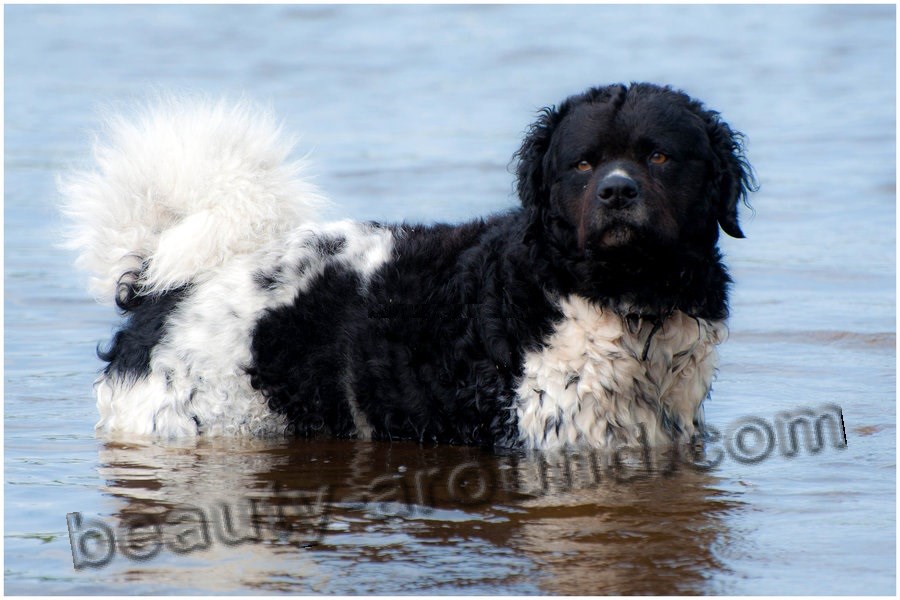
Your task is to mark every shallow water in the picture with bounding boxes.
[5,4,895,595]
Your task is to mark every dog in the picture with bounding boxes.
[61,83,753,450]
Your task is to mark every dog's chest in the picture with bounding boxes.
[515,295,725,449]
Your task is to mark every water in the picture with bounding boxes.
[5,4,895,594]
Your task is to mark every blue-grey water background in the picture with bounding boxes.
[4,4,895,595]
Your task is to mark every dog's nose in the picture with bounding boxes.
[596,174,640,208]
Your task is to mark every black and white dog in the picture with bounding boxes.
[62,83,753,450]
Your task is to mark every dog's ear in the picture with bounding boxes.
[514,106,561,214]
[703,111,756,239]
[514,86,624,217]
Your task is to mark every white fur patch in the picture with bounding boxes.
[96,221,394,439]
[515,295,726,450]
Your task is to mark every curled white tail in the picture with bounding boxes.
[60,94,325,305]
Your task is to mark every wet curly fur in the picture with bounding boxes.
[62,83,753,448]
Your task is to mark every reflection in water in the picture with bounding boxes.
[92,438,743,594]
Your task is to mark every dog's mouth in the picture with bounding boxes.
[577,203,652,252]
[590,217,646,249]
[598,222,636,246]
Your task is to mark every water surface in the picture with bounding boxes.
[5,4,895,594]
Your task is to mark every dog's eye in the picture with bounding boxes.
[649,152,668,165]
[576,161,593,172]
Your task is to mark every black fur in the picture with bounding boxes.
[104,82,754,447]
[99,286,189,382]
[248,263,361,438]
[346,216,561,447]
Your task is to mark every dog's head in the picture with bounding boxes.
[516,83,754,255]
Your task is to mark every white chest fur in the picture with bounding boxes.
[515,295,726,450]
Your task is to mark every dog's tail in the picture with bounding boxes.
[60,94,325,308]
